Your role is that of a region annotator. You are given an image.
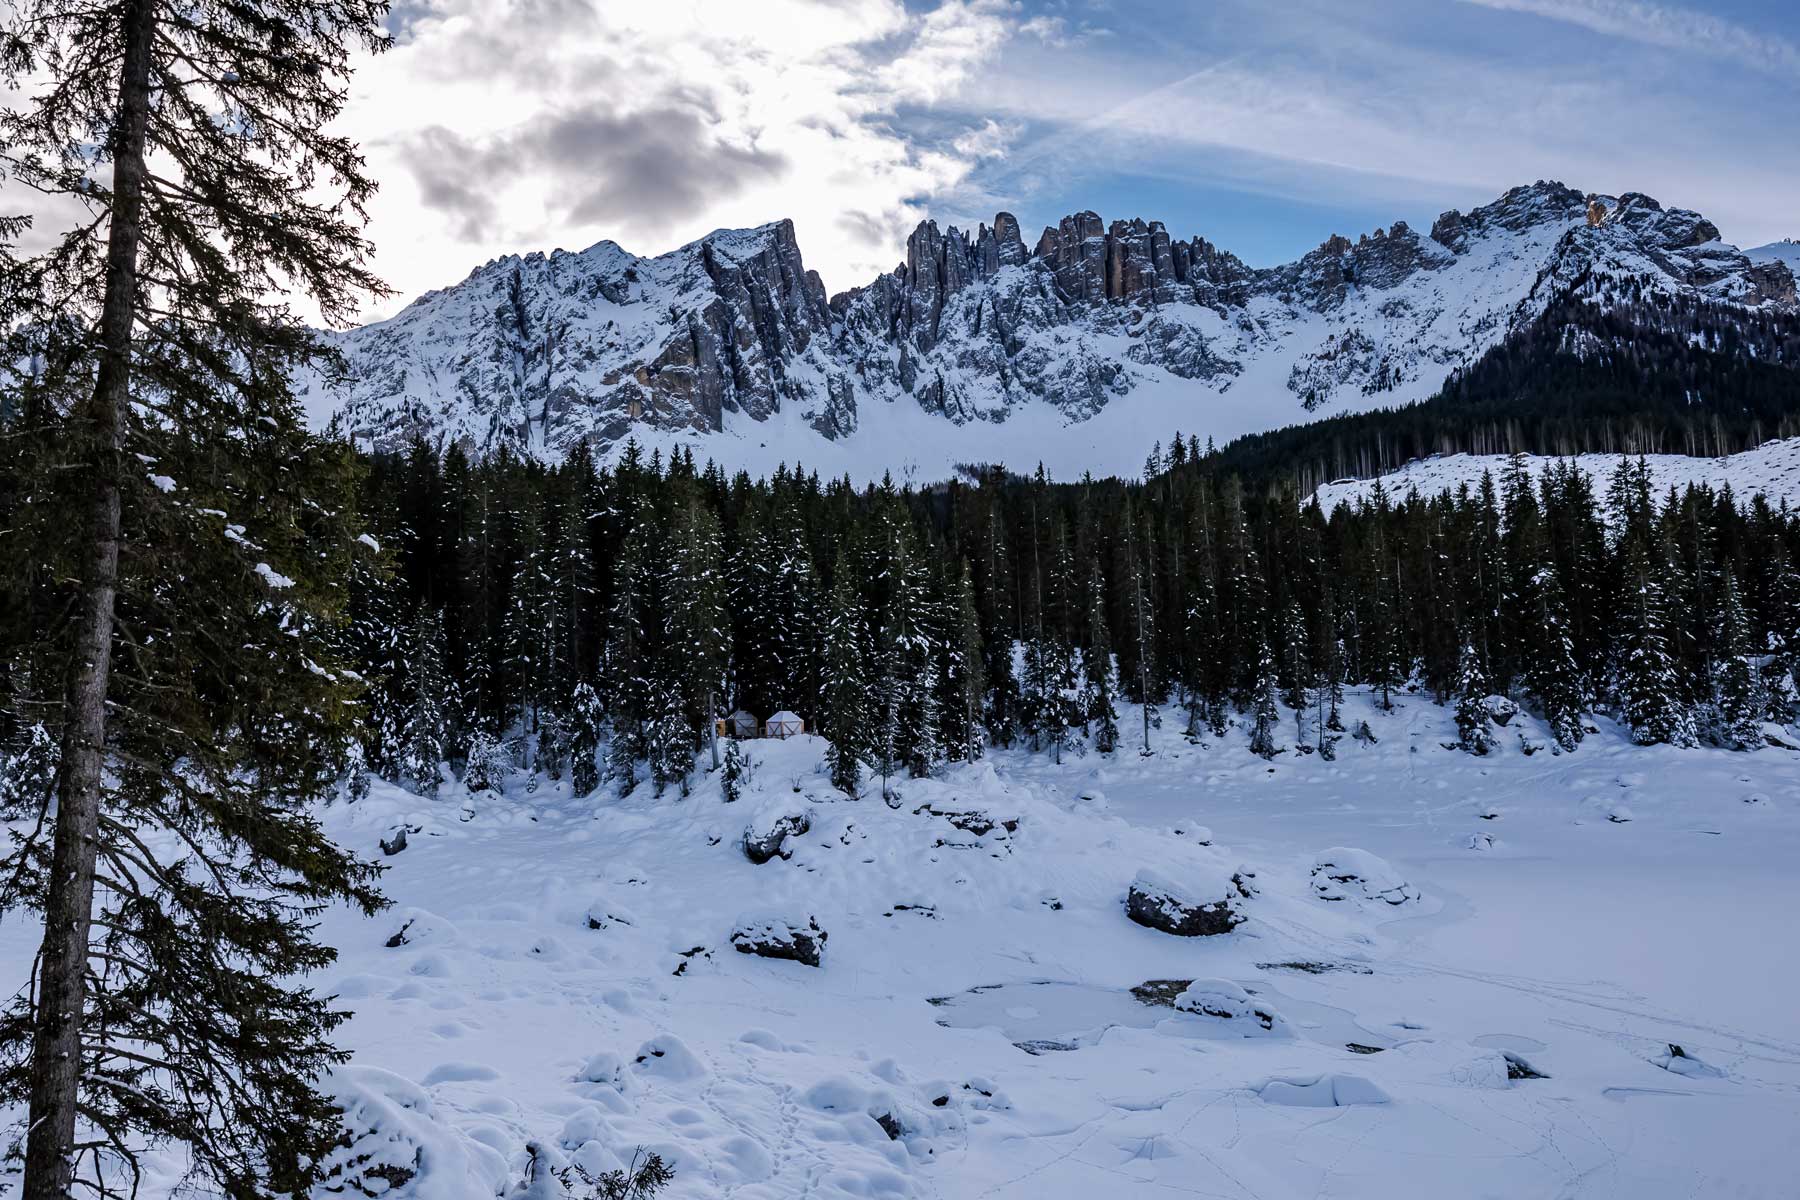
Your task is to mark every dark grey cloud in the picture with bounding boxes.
[395,127,505,242]
[397,98,786,244]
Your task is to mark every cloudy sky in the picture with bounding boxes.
[23,0,1800,320]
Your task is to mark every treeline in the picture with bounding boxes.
[348,437,1800,799]
[1202,278,1800,492]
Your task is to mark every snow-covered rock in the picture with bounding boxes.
[1309,848,1421,906]
[742,812,811,864]
[1125,868,1250,936]
[1170,979,1289,1035]
[730,914,828,967]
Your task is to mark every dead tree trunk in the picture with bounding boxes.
[22,0,155,1191]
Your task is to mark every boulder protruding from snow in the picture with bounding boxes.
[1309,848,1420,906]
[742,813,811,864]
[1172,979,1289,1034]
[731,915,827,967]
[1125,869,1249,936]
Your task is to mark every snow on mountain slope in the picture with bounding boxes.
[1747,239,1800,277]
[10,694,1797,1197]
[301,183,1797,483]
[1312,437,1800,514]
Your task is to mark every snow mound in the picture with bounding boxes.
[1256,1072,1391,1107]
[1171,979,1289,1035]
[316,1065,509,1198]
[1578,795,1634,824]
[1309,848,1420,906]
[1652,1043,1725,1078]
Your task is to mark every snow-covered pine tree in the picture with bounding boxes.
[534,709,569,780]
[0,722,57,819]
[463,728,512,795]
[1453,640,1497,755]
[1249,635,1282,759]
[503,511,552,731]
[1617,542,1698,747]
[974,495,1020,748]
[667,494,728,747]
[721,738,748,803]
[1281,600,1310,717]
[1523,565,1586,751]
[567,682,604,796]
[942,559,987,763]
[822,556,869,795]
[648,682,692,797]
[346,549,409,782]
[1769,551,1800,723]
[1711,569,1762,751]
[399,607,455,796]
[604,516,654,792]
[1082,560,1119,753]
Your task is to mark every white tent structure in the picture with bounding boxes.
[764,711,803,739]
[723,710,758,738]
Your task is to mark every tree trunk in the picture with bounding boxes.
[23,0,155,1191]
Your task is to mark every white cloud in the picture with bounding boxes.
[339,0,1028,314]
[1459,0,1800,76]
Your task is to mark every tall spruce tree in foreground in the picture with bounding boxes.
[0,0,391,1191]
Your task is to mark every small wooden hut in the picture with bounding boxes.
[714,710,759,739]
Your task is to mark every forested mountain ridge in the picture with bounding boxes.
[1193,283,1800,492]
[345,436,1800,807]
[302,182,1796,483]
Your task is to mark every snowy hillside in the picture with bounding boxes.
[1313,437,1800,514]
[301,183,1797,483]
[1747,239,1800,277]
[10,694,1795,1198]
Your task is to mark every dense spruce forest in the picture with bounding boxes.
[1212,280,1800,491]
[341,435,1800,800]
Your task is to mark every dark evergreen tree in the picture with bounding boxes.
[822,558,869,795]
[1617,544,1697,746]
[568,681,604,796]
[1711,569,1762,750]
[943,559,987,763]
[1249,636,1282,759]
[1454,641,1497,755]
[0,0,391,1174]
[399,607,454,796]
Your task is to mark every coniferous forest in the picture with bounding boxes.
[320,436,1800,806]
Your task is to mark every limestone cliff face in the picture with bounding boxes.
[305,181,1797,465]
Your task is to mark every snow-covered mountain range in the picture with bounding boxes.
[301,183,1797,482]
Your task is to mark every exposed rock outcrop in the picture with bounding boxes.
[731,915,827,967]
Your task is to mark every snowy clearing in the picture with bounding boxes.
[1313,437,1800,514]
[5,689,1798,1198]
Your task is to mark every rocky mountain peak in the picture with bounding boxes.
[308,181,1795,479]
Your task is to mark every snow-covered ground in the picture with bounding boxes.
[1314,438,1800,514]
[6,692,1799,1198]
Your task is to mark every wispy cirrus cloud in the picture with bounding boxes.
[1458,0,1800,75]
